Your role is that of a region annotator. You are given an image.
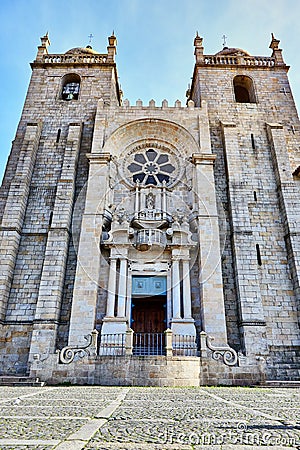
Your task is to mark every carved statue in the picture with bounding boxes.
[146,192,155,210]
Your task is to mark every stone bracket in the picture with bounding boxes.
[59,329,98,364]
[200,331,238,366]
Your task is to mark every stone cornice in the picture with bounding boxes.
[86,153,111,164]
[191,153,216,165]
[238,320,266,327]
[0,226,22,234]
[221,121,236,128]
[266,122,283,130]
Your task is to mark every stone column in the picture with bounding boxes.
[171,257,181,319]
[221,122,267,355]
[162,181,167,220]
[101,249,128,336]
[117,257,128,317]
[106,257,117,317]
[68,153,111,346]
[28,123,82,362]
[140,189,146,211]
[0,122,42,321]
[182,259,192,319]
[134,183,140,216]
[192,153,228,345]
[171,248,196,337]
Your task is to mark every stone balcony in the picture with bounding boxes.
[135,228,166,251]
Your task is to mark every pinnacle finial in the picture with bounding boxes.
[269,32,280,50]
[107,33,117,61]
[36,32,50,60]
[40,33,50,47]
[194,32,203,47]
[269,33,284,64]
[194,32,204,63]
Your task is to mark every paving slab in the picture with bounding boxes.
[0,386,298,449]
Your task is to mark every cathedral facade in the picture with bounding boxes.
[0,33,299,385]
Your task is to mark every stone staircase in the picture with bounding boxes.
[266,345,300,382]
[0,376,46,387]
[261,380,300,388]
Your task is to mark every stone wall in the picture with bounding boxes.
[30,352,267,386]
[31,354,201,387]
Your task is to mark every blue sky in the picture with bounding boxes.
[1,0,299,183]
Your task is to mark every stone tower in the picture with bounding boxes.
[0,33,299,385]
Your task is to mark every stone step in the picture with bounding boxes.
[270,360,300,365]
[0,376,45,387]
[261,380,300,388]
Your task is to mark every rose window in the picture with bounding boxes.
[127,149,175,185]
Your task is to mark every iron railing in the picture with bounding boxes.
[172,334,198,356]
[98,333,125,356]
[59,330,238,366]
[97,331,199,357]
[133,332,165,356]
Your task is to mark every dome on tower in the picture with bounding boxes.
[65,46,100,55]
[215,47,251,57]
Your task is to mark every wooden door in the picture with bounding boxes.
[131,296,166,333]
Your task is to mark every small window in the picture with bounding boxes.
[49,211,53,227]
[233,75,256,103]
[56,129,61,143]
[256,244,262,266]
[61,73,81,101]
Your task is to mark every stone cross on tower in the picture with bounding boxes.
[88,34,94,46]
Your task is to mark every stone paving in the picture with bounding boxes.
[0,386,299,449]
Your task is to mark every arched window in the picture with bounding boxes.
[61,73,81,100]
[233,75,256,103]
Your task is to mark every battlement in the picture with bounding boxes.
[119,98,196,109]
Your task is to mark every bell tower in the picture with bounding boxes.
[189,34,300,363]
[0,33,121,372]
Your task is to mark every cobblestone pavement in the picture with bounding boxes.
[0,386,299,449]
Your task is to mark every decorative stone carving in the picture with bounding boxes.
[59,330,98,364]
[205,334,238,366]
[146,192,155,209]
